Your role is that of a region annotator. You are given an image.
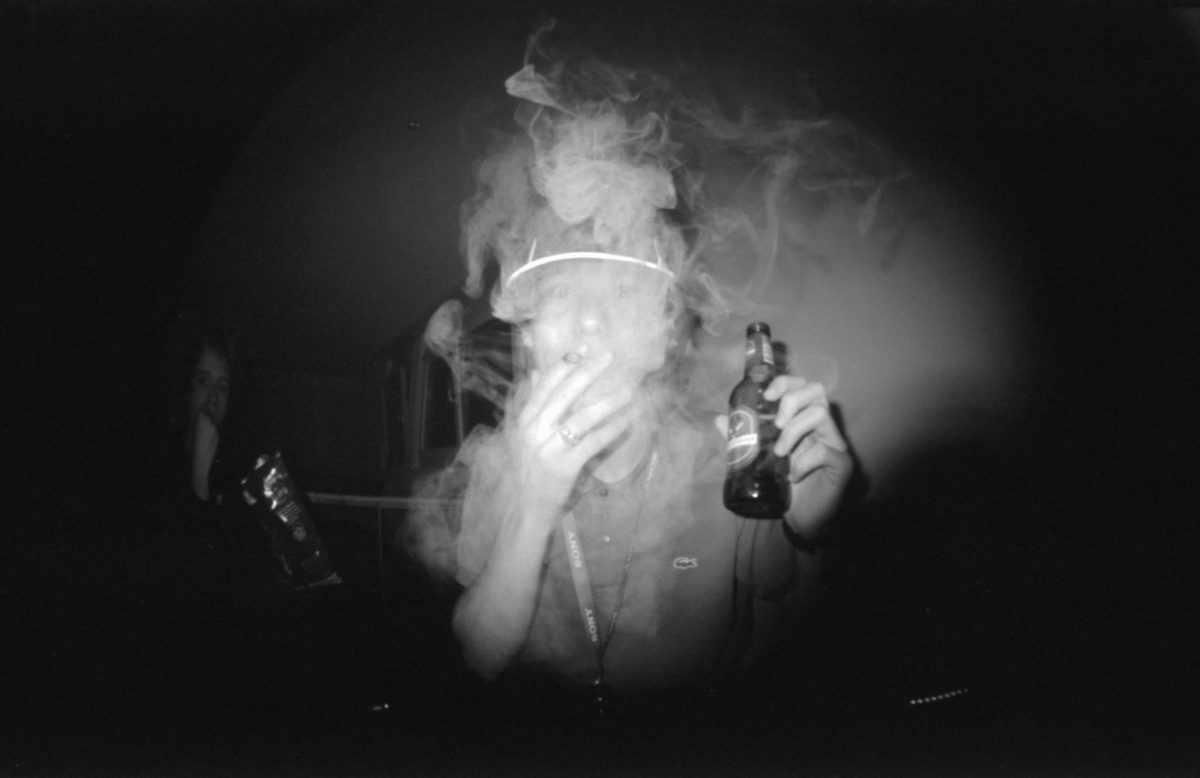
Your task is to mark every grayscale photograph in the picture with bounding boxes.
[6,1,1199,774]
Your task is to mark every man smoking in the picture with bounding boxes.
[439,53,855,700]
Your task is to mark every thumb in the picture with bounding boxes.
[713,414,729,438]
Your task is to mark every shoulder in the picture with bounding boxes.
[656,407,723,474]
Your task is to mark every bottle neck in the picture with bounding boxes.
[743,332,775,379]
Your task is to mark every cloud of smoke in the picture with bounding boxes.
[434,21,893,373]
[407,24,894,583]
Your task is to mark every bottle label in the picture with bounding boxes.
[726,407,760,470]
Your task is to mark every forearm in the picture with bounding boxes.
[189,420,219,502]
[452,510,556,679]
[190,456,212,501]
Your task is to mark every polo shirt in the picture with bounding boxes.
[456,417,799,693]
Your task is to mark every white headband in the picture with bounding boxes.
[506,240,675,286]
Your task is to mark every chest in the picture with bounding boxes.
[544,476,737,622]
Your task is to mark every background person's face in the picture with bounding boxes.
[522,259,673,397]
[189,347,230,428]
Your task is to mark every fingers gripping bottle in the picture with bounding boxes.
[723,322,791,519]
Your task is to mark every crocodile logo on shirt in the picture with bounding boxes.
[673,557,699,570]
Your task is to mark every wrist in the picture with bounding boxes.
[783,518,826,554]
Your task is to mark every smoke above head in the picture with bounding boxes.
[449,23,896,333]
[408,23,898,580]
[460,52,694,325]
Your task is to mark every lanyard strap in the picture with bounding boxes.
[562,512,603,651]
[560,450,656,692]
[561,512,634,682]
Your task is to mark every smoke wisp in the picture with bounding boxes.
[408,24,896,582]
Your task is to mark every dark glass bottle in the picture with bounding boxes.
[723,322,791,518]
[241,451,341,587]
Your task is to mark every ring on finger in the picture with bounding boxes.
[559,425,579,446]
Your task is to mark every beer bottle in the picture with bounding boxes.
[723,322,791,518]
[242,451,341,588]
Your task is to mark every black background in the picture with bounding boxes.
[5,1,1200,774]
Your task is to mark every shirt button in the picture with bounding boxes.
[602,535,611,543]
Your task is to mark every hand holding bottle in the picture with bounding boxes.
[766,375,852,534]
[720,322,853,537]
[718,374,851,531]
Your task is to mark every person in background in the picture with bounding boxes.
[174,329,339,589]
[170,329,263,572]
[184,330,234,506]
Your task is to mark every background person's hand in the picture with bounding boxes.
[190,410,220,501]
